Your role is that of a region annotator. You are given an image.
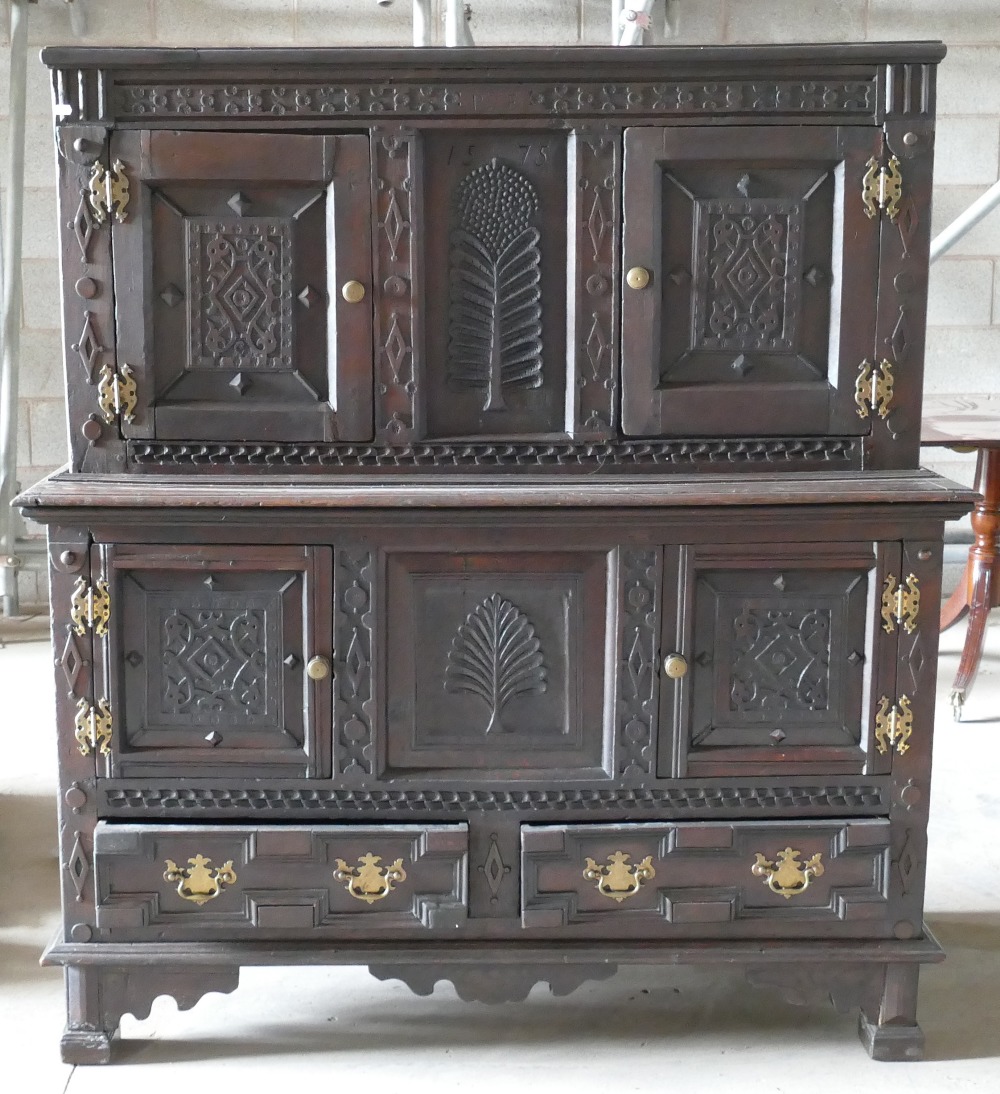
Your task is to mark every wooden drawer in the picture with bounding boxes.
[93,823,467,939]
[521,820,892,936]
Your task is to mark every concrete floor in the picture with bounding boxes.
[2,620,999,1091]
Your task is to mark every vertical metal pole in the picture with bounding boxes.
[0,0,31,616]
[611,1,624,45]
[444,0,474,46]
[413,0,432,46]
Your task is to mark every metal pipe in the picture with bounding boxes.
[617,1,655,46]
[930,177,1000,264]
[0,0,31,616]
[444,0,474,47]
[611,1,624,45]
[412,0,431,46]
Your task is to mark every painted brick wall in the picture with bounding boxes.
[2,0,999,603]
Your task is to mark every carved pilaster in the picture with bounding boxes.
[616,548,661,779]
[335,550,376,777]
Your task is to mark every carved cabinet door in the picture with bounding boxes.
[94,544,332,778]
[110,132,373,443]
[658,542,899,777]
[621,126,881,438]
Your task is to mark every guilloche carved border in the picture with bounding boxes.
[109,79,877,121]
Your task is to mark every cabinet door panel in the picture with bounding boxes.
[660,543,897,777]
[622,126,880,438]
[112,131,372,443]
[97,545,332,778]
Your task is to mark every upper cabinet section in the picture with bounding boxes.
[45,45,942,475]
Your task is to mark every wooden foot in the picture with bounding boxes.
[858,964,924,1061]
[61,1027,113,1066]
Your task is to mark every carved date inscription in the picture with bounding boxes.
[187,219,293,371]
[448,159,543,412]
[730,608,832,714]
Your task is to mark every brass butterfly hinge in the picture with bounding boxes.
[74,697,113,757]
[855,359,894,420]
[881,574,921,634]
[862,155,903,221]
[70,577,110,637]
[875,695,914,756]
[97,362,137,426]
[86,158,131,225]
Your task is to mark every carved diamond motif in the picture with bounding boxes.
[71,313,104,383]
[897,830,916,894]
[58,629,87,692]
[481,834,510,900]
[381,188,408,263]
[906,634,928,693]
[587,190,608,260]
[297,285,321,308]
[383,313,411,385]
[586,313,609,380]
[891,307,909,362]
[160,283,184,308]
[69,193,97,262]
[66,833,89,900]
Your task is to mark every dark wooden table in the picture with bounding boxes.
[922,393,1000,719]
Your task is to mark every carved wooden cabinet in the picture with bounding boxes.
[22,43,974,1064]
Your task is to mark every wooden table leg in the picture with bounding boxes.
[951,447,1000,720]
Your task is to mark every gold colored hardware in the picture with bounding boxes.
[74,697,113,757]
[881,574,921,635]
[862,155,903,222]
[86,159,131,225]
[334,853,407,904]
[626,266,651,290]
[163,855,237,905]
[97,363,137,426]
[751,847,825,899]
[855,359,894,420]
[70,577,111,638]
[342,280,366,304]
[875,694,914,756]
[306,655,331,681]
[663,653,688,679]
[583,851,656,904]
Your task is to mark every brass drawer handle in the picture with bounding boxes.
[583,851,656,903]
[341,280,367,303]
[663,653,688,679]
[334,853,408,904]
[163,855,237,905]
[306,655,331,681]
[751,847,824,899]
[626,266,651,290]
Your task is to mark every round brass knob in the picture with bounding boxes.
[663,653,688,679]
[626,266,651,290]
[341,280,366,304]
[306,656,331,681]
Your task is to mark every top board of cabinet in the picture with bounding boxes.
[44,45,943,475]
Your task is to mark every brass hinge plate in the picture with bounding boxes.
[855,359,894,420]
[881,574,921,634]
[862,155,902,221]
[70,577,111,637]
[86,158,131,225]
[97,362,137,426]
[875,695,913,756]
[74,697,113,757]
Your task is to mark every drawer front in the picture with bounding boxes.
[521,820,891,936]
[94,823,467,939]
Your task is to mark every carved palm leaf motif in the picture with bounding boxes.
[445,593,547,733]
[448,159,543,412]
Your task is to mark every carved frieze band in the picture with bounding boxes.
[335,550,376,776]
[102,784,887,812]
[618,549,660,779]
[373,128,418,441]
[129,437,860,469]
[110,79,876,120]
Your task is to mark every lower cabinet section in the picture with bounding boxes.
[94,823,468,938]
[521,820,892,935]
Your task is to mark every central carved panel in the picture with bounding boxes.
[187,218,294,371]
[161,608,270,723]
[730,607,832,714]
[693,201,802,354]
[448,159,544,412]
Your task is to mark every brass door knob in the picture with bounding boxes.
[626,266,651,290]
[341,280,366,303]
[306,656,332,681]
[663,653,688,679]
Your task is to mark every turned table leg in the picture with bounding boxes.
[951,447,1000,721]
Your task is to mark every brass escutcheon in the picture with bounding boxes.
[334,853,407,904]
[583,851,656,903]
[751,847,824,899]
[163,854,237,905]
